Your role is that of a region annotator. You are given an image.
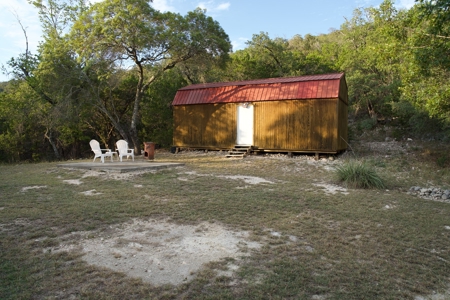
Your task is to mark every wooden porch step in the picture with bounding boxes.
[225,153,246,158]
[225,145,253,158]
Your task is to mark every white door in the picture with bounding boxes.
[237,104,254,145]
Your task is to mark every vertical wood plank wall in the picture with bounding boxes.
[337,76,349,150]
[253,99,338,151]
[173,98,348,152]
[173,103,237,148]
[337,98,349,150]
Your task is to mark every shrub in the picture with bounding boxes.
[358,117,377,131]
[335,161,386,189]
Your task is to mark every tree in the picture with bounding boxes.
[3,0,92,160]
[336,1,405,119]
[415,0,450,34]
[140,69,187,147]
[221,32,337,82]
[71,0,231,152]
[399,2,450,122]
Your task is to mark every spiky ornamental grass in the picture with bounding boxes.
[335,160,386,189]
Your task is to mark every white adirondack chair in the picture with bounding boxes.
[116,139,134,162]
[89,139,114,163]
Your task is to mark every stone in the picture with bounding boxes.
[442,194,449,200]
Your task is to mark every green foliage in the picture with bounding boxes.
[140,69,187,147]
[71,0,231,151]
[0,81,52,162]
[337,1,405,119]
[222,32,338,81]
[399,3,450,122]
[335,160,386,189]
[358,118,378,131]
[390,101,418,126]
[391,101,445,136]
[416,0,450,34]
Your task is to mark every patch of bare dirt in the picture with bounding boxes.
[21,185,47,192]
[80,189,103,196]
[49,219,261,286]
[313,183,349,195]
[63,179,82,185]
[81,169,158,180]
[178,171,275,185]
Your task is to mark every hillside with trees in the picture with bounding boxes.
[0,0,449,162]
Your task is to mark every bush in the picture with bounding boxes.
[335,161,386,189]
[358,117,377,131]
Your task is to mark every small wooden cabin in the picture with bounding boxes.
[172,73,348,154]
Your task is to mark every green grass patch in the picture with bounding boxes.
[335,160,386,189]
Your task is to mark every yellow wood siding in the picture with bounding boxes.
[173,97,348,153]
[337,98,349,150]
[253,100,338,151]
[173,104,236,148]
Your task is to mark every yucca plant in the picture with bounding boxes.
[335,160,386,189]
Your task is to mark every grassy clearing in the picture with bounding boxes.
[1,140,450,299]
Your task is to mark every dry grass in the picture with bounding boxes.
[1,140,450,299]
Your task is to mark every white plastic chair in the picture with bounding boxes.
[116,139,134,162]
[89,139,114,163]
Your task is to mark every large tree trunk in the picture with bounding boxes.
[44,129,61,160]
[129,83,143,155]
[128,65,148,155]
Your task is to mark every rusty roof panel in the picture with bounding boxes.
[284,82,296,98]
[305,81,314,99]
[265,84,274,100]
[178,73,344,91]
[274,83,282,100]
[317,80,325,98]
[327,80,340,98]
[240,85,250,101]
[296,82,305,99]
[172,73,345,106]
[255,86,261,100]
[255,85,264,100]
[324,81,332,98]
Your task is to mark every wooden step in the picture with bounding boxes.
[225,145,252,158]
[225,153,246,158]
[228,150,247,154]
[233,145,252,152]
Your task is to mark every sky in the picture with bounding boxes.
[0,0,416,82]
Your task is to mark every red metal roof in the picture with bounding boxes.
[172,73,344,106]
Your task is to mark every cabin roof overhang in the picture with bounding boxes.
[172,73,346,106]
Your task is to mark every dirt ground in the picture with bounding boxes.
[49,218,261,286]
[28,140,448,297]
[41,161,352,288]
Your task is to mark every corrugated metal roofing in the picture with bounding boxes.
[172,73,344,106]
